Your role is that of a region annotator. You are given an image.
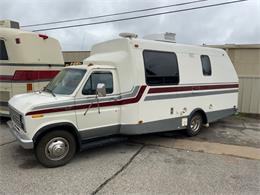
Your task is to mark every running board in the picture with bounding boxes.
[80,136,128,151]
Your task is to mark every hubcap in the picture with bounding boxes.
[190,116,201,132]
[45,137,69,161]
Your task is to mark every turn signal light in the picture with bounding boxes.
[32,114,44,119]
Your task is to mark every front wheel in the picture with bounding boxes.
[186,113,203,136]
[35,130,76,168]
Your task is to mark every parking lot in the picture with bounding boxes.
[0,115,259,194]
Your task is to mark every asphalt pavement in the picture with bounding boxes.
[0,115,259,194]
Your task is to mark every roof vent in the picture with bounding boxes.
[0,20,20,29]
[119,32,138,39]
[143,32,176,43]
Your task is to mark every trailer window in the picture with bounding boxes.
[82,72,113,95]
[0,40,8,60]
[143,50,179,85]
[201,55,212,76]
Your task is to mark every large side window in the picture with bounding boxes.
[0,40,8,60]
[201,55,212,76]
[82,72,113,95]
[143,50,179,85]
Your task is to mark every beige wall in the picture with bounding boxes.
[238,76,260,114]
[212,45,260,114]
[227,48,260,77]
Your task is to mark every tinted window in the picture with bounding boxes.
[0,40,8,60]
[82,72,113,95]
[143,50,179,85]
[201,55,212,76]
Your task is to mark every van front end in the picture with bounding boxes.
[7,118,33,149]
[7,101,36,149]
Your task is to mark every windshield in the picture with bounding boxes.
[45,68,86,95]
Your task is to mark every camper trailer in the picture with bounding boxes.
[0,20,64,116]
[8,33,239,167]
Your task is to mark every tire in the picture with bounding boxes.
[35,130,76,168]
[186,112,203,137]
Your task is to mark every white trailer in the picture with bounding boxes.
[0,20,64,116]
[8,34,239,167]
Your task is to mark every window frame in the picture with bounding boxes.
[200,55,212,76]
[0,39,9,60]
[82,71,114,96]
[143,49,180,86]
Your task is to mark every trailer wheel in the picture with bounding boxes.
[186,113,203,136]
[35,130,76,168]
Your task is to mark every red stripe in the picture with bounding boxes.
[13,70,59,81]
[26,86,147,116]
[148,84,239,94]
[0,75,13,81]
[0,71,59,82]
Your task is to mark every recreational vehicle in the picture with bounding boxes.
[0,20,64,116]
[8,33,239,167]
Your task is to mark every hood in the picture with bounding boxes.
[8,91,74,115]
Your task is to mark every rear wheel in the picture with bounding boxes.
[186,113,203,136]
[35,130,76,168]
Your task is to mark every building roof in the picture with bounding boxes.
[205,44,260,49]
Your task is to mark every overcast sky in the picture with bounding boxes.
[1,0,259,51]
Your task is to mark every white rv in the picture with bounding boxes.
[0,20,64,116]
[8,34,239,167]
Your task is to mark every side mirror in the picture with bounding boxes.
[96,83,106,97]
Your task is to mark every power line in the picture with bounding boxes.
[22,0,209,27]
[32,0,247,32]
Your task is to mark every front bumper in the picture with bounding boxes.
[7,120,34,149]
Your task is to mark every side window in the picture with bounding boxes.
[0,40,8,60]
[82,72,113,95]
[201,55,212,76]
[143,50,179,85]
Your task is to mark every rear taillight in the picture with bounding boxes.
[38,34,48,40]
[27,83,33,92]
[15,38,21,44]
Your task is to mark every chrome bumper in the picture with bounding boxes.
[7,120,34,149]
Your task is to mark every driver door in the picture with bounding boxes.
[75,69,120,139]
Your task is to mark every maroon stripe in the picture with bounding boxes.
[26,86,147,116]
[0,70,59,82]
[0,75,13,81]
[148,84,239,94]
[13,70,59,81]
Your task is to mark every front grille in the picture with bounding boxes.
[9,106,23,130]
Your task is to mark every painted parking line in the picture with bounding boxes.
[132,136,260,160]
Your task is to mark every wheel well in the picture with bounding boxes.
[33,123,81,151]
[190,109,208,124]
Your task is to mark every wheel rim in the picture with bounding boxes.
[45,137,69,161]
[190,115,201,132]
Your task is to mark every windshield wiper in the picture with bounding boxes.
[43,87,56,97]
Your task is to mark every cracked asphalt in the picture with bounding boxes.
[0,115,259,194]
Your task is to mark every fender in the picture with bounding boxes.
[188,108,208,124]
[32,122,82,147]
